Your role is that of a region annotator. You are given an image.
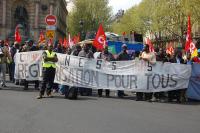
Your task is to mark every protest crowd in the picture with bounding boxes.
[0,14,199,103]
[0,32,199,103]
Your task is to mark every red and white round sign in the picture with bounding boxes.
[45,15,57,26]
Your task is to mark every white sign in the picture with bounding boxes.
[46,25,56,30]
[14,51,192,92]
[14,51,43,80]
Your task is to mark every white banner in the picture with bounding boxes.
[14,51,192,92]
[14,51,43,80]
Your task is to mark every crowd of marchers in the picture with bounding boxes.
[0,39,199,102]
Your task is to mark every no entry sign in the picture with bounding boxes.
[45,15,57,26]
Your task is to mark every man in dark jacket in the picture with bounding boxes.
[23,40,39,90]
[116,44,130,98]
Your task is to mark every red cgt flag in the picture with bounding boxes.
[185,15,192,51]
[166,42,174,55]
[59,38,63,45]
[145,38,154,52]
[15,25,22,43]
[63,38,68,48]
[93,24,107,50]
[73,34,80,44]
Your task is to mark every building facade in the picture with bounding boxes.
[0,0,68,42]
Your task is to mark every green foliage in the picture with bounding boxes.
[68,0,111,36]
[111,0,200,39]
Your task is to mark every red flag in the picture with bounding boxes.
[38,31,45,43]
[48,38,53,47]
[93,24,107,50]
[145,38,154,52]
[59,38,63,45]
[77,33,80,43]
[73,34,80,44]
[166,42,174,55]
[15,25,22,43]
[63,38,68,48]
[73,36,77,44]
[185,15,192,51]
[122,32,126,36]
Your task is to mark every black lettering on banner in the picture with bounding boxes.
[152,74,161,89]
[145,73,152,90]
[90,71,99,86]
[65,55,70,66]
[169,74,178,87]
[96,60,102,69]
[161,74,170,88]
[79,58,84,67]
[130,75,138,89]
[25,64,29,78]
[112,62,116,70]
[121,75,129,88]
[76,69,83,85]
[20,54,25,62]
[147,62,152,71]
[115,75,122,88]
[29,64,39,77]
[18,64,25,79]
[107,74,114,87]
[83,70,91,85]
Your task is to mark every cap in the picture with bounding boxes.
[122,44,127,48]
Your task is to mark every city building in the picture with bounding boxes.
[0,0,68,42]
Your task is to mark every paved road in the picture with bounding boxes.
[0,82,200,133]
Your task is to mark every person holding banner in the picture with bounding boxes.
[97,45,115,97]
[116,44,131,98]
[78,43,93,96]
[135,51,144,101]
[23,40,39,90]
[140,44,156,101]
[37,43,58,99]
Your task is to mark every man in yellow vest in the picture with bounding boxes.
[37,43,58,99]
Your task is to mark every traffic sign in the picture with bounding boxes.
[45,15,57,26]
[46,25,56,30]
[46,30,55,39]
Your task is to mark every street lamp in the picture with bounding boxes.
[79,20,84,41]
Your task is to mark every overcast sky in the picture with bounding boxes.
[109,0,142,14]
[67,0,142,14]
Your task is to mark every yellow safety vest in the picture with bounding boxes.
[42,50,56,68]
